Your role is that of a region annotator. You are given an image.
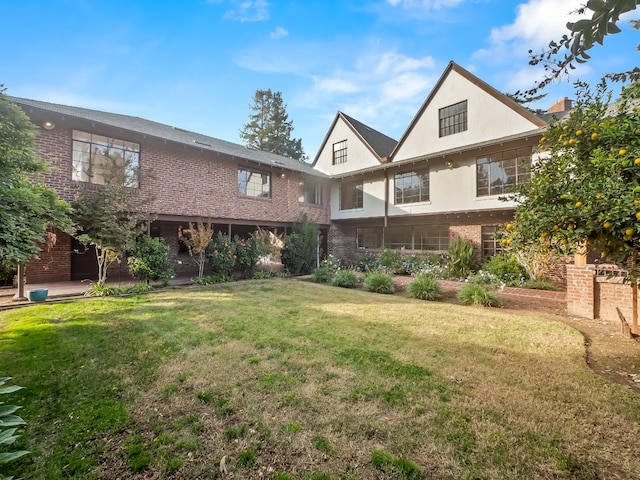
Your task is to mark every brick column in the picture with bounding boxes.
[566,264,596,318]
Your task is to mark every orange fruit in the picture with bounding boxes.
[575,201,583,207]
[576,130,583,136]
[636,211,640,219]
[604,221,612,229]
[619,149,628,156]
[627,228,635,236]
[553,225,559,231]
[595,194,603,200]
[591,132,598,140]
[634,158,640,165]
[634,199,640,205]
[506,223,513,231]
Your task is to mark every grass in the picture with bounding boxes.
[0,279,639,479]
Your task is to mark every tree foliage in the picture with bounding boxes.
[179,221,214,278]
[72,161,150,285]
[519,0,640,99]
[127,235,174,283]
[280,214,318,275]
[0,88,72,266]
[503,80,640,277]
[240,89,307,162]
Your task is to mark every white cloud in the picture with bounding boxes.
[385,0,464,10]
[269,26,288,40]
[223,0,269,22]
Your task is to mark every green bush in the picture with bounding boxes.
[407,273,442,301]
[129,282,155,295]
[330,269,358,288]
[448,235,477,278]
[355,251,379,272]
[192,274,233,285]
[252,270,273,280]
[281,214,319,276]
[320,254,342,275]
[312,267,332,283]
[233,235,262,278]
[127,235,174,283]
[207,233,235,276]
[379,249,403,274]
[457,284,502,307]
[481,253,528,286]
[522,279,562,291]
[363,272,395,294]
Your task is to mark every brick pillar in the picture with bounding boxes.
[566,264,596,318]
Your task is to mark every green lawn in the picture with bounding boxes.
[1,279,639,479]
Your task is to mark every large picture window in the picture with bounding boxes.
[476,146,532,197]
[339,179,363,210]
[72,130,140,187]
[439,100,467,137]
[394,170,429,204]
[357,227,383,249]
[299,180,322,205]
[333,140,347,165]
[238,167,271,198]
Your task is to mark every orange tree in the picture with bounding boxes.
[503,79,640,276]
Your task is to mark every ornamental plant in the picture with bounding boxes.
[447,235,476,278]
[233,235,262,278]
[363,271,395,294]
[0,377,29,475]
[330,269,358,288]
[207,232,235,276]
[127,235,174,283]
[407,272,442,301]
[503,80,640,279]
[379,249,403,274]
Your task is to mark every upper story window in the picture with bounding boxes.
[72,130,140,187]
[299,180,322,205]
[332,140,347,165]
[394,170,429,204]
[238,167,271,198]
[439,100,467,137]
[339,179,363,210]
[476,146,532,197]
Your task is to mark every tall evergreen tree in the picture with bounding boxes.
[240,89,307,162]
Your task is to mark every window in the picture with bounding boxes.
[72,130,140,187]
[476,146,532,197]
[481,226,503,258]
[386,226,413,250]
[395,170,429,204]
[439,100,467,137]
[238,167,271,198]
[299,180,322,205]
[339,179,363,210]
[333,140,347,165]
[414,225,449,251]
[357,227,383,249]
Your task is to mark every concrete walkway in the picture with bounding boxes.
[0,277,193,307]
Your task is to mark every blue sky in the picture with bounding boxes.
[2,0,638,159]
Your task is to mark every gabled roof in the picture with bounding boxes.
[388,61,548,160]
[12,97,326,178]
[311,111,398,166]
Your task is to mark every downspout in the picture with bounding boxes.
[384,169,389,247]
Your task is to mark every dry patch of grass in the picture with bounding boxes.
[1,279,639,479]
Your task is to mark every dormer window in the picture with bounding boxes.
[332,140,347,165]
[439,100,467,137]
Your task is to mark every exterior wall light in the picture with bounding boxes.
[42,121,55,130]
[445,161,453,168]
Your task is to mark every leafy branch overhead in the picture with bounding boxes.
[519,0,640,99]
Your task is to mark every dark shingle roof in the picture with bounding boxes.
[340,113,398,159]
[11,97,325,177]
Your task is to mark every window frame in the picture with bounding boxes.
[476,146,532,197]
[339,178,363,210]
[299,180,323,205]
[481,226,503,258]
[394,169,430,205]
[72,130,140,187]
[438,100,468,137]
[332,140,347,165]
[238,167,272,199]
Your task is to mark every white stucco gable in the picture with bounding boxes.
[391,62,547,162]
[312,112,397,175]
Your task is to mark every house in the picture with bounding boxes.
[13,98,330,283]
[313,61,565,264]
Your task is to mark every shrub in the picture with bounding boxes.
[281,214,319,276]
[448,235,477,278]
[407,273,442,300]
[320,254,342,275]
[331,269,358,288]
[127,235,174,283]
[192,274,233,285]
[84,283,127,297]
[457,284,502,307]
[356,251,380,272]
[0,377,29,469]
[207,233,236,276]
[312,267,332,283]
[363,272,395,294]
[129,282,155,295]
[233,235,262,278]
[481,253,528,286]
[522,279,562,291]
[252,271,272,280]
[379,249,404,274]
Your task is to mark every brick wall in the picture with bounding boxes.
[449,225,482,262]
[25,229,71,283]
[328,223,358,265]
[566,265,596,318]
[596,277,640,322]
